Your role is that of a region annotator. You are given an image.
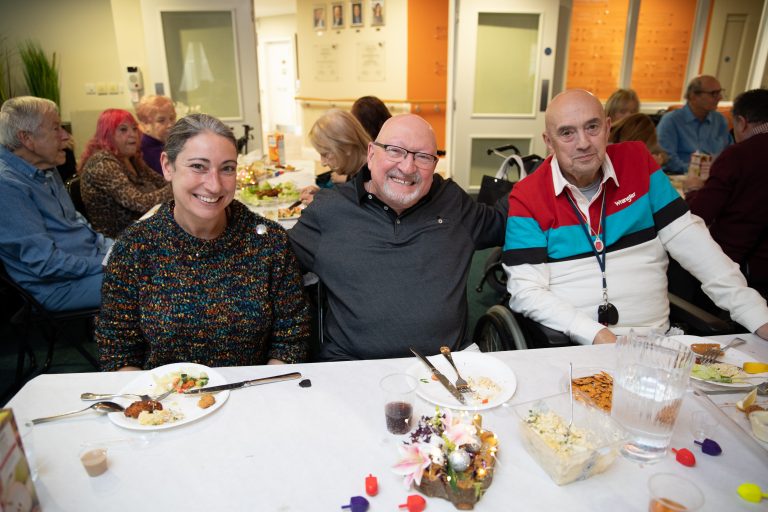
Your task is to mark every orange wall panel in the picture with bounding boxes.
[407,0,448,150]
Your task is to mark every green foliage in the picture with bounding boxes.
[0,38,14,104]
[18,40,59,107]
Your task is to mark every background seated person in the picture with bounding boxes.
[289,114,507,360]
[96,114,310,371]
[136,95,176,174]
[0,96,112,311]
[609,113,668,167]
[680,88,768,301]
[79,109,171,238]
[604,88,639,124]
[351,95,391,140]
[300,109,370,205]
[502,90,768,345]
[656,75,732,174]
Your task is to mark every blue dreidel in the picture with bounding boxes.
[341,496,369,512]
[694,437,722,456]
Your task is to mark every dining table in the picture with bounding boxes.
[4,334,767,511]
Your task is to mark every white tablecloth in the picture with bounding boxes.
[5,336,768,511]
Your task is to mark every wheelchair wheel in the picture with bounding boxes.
[473,305,528,352]
[482,247,508,295]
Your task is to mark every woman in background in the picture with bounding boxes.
[351,95,391,140]
[605,88,640,124]
[136,95,176,174]
[79,109,171,237]
[300,108,371,205]
[96,113,310,371]
[609,112,667,167]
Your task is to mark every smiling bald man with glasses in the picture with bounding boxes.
[289,114,507,361]
[657,75,733,174]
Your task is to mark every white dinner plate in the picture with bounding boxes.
[109,363,230,431]
[670,335,765,389]
[406,351,516,411]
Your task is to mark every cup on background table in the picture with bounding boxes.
[611,331,696,463]
[648,473,704,511]
[380,373,418,435]
[690,410,719,442]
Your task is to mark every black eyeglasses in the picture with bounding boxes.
[372,141,438,169]
[697,89,724,98]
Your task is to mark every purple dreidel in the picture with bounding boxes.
[341,496,369,512]
[694,437,722,456]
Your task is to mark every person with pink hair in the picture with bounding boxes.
[79,109,171,237]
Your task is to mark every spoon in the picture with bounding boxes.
[31,401,125,425]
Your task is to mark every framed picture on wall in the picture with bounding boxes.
[350,2,363,27]
[331,3,344,28]
[371,0,385,27]
[313,5,327,30]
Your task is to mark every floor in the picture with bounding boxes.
[0,248,503,405]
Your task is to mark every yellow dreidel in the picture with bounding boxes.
[737,483,768,503]
[743,362,768,374]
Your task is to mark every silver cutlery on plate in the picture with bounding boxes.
[31,401,125,425]
[80,389,174,402]
[440,346,471,394]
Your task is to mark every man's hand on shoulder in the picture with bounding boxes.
[756,322,768,341]
[593,328,617,345]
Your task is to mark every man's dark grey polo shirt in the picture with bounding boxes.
[288,166,506,360]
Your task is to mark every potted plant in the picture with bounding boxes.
[18,40,59,106]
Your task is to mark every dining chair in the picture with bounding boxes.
[0,260,100,393]
[65,175,90,221]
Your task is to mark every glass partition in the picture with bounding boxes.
[162,10,241,118]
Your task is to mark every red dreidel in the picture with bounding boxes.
[365,474,378,496]
[694,438,722,456]
[671,447,696,467]
[341,496,369,512]
[399,494,426,512]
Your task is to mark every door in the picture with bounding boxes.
[261,39,298,134]
[140,0,263,152]
[449,0,559,191]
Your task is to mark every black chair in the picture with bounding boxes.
[0,260,99,393]
[65,175,89,221]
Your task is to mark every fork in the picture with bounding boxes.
[440,346,471,393]
[80,389,174,402]
[699,337,746,365]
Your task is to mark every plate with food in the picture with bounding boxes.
[669,335,765,388]
[109,363,229,430]
[277,205,304,220]
[406,351,516,410]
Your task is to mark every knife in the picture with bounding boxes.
[183,372,302,394]
[409,347,466,405]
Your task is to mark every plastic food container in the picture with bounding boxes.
[513,392,626,485]
[561,367,615,413]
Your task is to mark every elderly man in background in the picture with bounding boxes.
[680,88,768,302]
[136,95,176,174]
[656,75,732,174]
[289,114,507,360]
[0,96,112,311]
[503,89,768,345]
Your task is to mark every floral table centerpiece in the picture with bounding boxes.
[393,408,498,510]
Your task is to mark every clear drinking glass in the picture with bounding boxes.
[611,331,695,463]
[380,373,418,435]
[648,473,704,511]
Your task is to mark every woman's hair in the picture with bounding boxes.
[609,112,667,161]
[164,113,237,164]
[135,95,175,124]
[351,96,391,140]
[0,96,58,151]
[79,109,138,170]
[605,89,640,121]
[309,108,371,176]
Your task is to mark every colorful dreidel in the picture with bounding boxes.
[341,496,369,512]
[738,483,768,503]
[365,474,378,496]
[671,447,696,467]
[694,437,722,456]
[399,494,426,512]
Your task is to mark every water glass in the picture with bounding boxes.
[380,373,418,435]
[611,331,695,463]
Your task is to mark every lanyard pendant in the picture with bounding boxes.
[594,237,604,253]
